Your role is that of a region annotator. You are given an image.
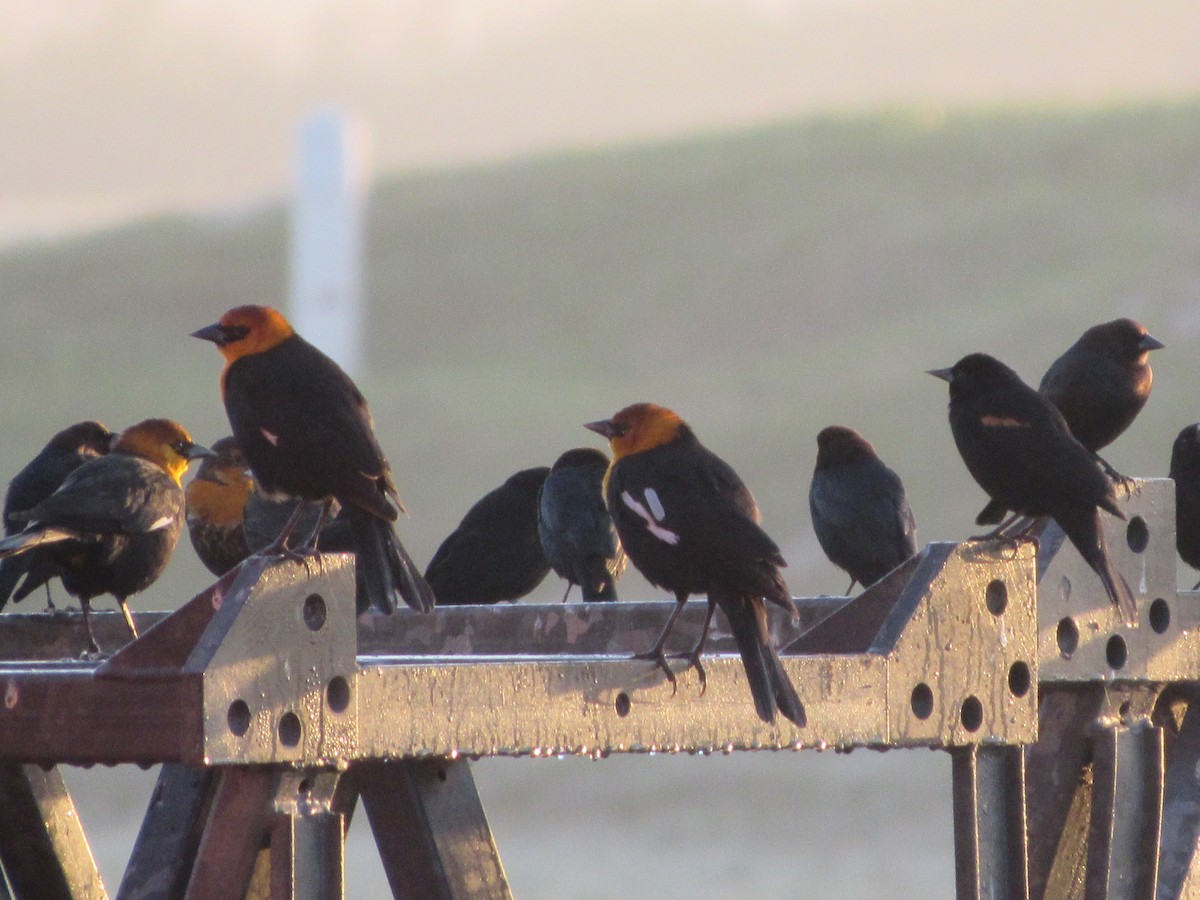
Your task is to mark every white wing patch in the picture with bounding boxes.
[260,427,280,446]
[621,489,680,546]
[147,515,176,532]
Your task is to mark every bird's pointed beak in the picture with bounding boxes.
[584,419,617,439]
[191,323,224,344]
[186,443,217,461]
[926,367,954,383]
[1141,332,1165,352]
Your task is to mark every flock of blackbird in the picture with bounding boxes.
[0,308,1189,726]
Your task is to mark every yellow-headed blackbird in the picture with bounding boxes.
[977,318,1162,525]
[0,420,113,611]
[424,467,551,605]
[538,448,625,602]
[0,419,211,652]
[1170,424,1200,588]
[930,354,1136,622]
[185,436,253,576]
[809,426,917,593]
[192,305,435,614]
[586,403,805,726]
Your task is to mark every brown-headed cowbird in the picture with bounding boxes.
[185,436,253,576]
[538,447,625,602]
[424,467,551,605]
[586,403,804,726]
[0,420,114,611]
[192,305,435,614]
[930,354,1136,623]
[809,426,917,593]
[1170,423,1200,589]
[977,318,1162,526]
[0,419,211,652]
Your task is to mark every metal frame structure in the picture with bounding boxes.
[0,478,1196,899]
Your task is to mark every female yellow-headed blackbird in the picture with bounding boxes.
[809,426,917,593]
[0,420,113,611]
[0,419,211,652]
[192,305,435,614]
[538,448,625,602]
[930,354,1136,622]
[586,403,805,726]
[185,436,253,576]
[1170,423,1200,588]
[977,318,1162,526]
[424,467,551,605]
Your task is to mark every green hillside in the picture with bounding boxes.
[2,100,1199,606]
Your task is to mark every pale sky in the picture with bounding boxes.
[2,0,1199,241]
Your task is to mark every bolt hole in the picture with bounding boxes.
[910,683,934,720]
[326,676,351,713]
[298,778,312,795]
[1007,661,1031,698]
[985,580,1007,616]
[1126,516,1149,553]
[303,594,327,631]
[615,692,631,717]
[437,768,448,782]
[1119,700,1132,718]
[1056,617,1079,658]
[227,699,251,737]
[1149,598,1170,634]
[1106,634,1128,670]
[960,696,983,733]
[278,712,302,747]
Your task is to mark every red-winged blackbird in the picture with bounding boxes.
[930,354,1136,622]
[0,419,211,652]
[1170,423,1200,588]
[185,436,253,577]
[192,305,435,614]
[0,420,114,611]
[424,467,551,605]
[809,425,918,593]
[586,403,805,726]
[538,447,626,602]
[977,318,1162,526]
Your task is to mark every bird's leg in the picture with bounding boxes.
[560,582,573,604]
[669,598,717,696]
[43,583,56,612]
[632,593,688,693]
[118,598,139,641]
[257,501,312,561]
[1096,453,1135,495]
[844,578,857,596]
[1192,577,1200,591]
[298,499,333,552]
[80,600,100,657]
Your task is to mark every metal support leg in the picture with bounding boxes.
[952,745,1029,900]
[353,759,511,900]
[1159,698,1200,899]
[268,771,348,900]
[184,767,278,899]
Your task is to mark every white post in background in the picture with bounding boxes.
[289,109,370,378]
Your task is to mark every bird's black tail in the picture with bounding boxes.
[0,557,26,612]
[718,589,806,726]
[1058,506,1137,625]
[578,556,618,602]
[346,508,437,614]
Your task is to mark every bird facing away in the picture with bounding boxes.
[538,447,626,602]
[1170,423,1200,589]
[976,318,1162,526]
[809,425,918,593]
[586,403,805,726]
[0,420,114,611]
[192,305,436,614]
[929,354,1136,623]
[424,467,551,605]
[0,419,211,652]
[185,436,253,577]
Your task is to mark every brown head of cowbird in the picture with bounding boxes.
[586,403,804,726]
[192,305,435,614]
[185,436,253,577]
[0,419,212,652]
[930,354,1136,623]
[424,467,551,605]
[809,426,918,594]
[976,318,1162,526]
[1170,423,1200,588]
[538,447,626,602]
[0,420,113,611]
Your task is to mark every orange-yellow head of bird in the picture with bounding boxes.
[584,403,688,461]
[191,305,295,364]
[185,436,253,525]
[114,419,214,485]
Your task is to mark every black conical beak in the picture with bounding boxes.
[1141,333,1165,352]
[186,443,217,461]
[584,419,617,439]
[191,323,224,344]
[927,367,954,383]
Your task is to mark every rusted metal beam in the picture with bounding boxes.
[183,767,278,899]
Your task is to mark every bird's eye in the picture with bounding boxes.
[220,324,251,344]
[611,423,628,437]
[172,441,191,455]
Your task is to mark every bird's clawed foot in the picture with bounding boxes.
[632,646,678,695]
[668,647,708,695]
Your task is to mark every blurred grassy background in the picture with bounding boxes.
[9,99,1200,896]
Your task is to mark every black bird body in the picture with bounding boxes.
[425,467,551,605]
[930,354,1136,622]
[1170,424,1200,581]
[538,448,625,602]
[185,436,253,576]
[193,305,435,614]
[0,420,113,609]
[587,403,804,726]
[809,425,917,591]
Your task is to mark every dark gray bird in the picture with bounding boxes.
[1170,423,1200,589]
[809,426,918,593]
[538,448,626,602]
